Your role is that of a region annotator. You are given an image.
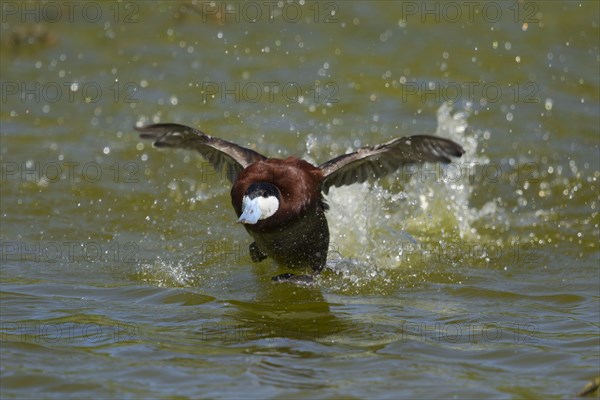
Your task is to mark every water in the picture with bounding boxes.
[1,1,599,398]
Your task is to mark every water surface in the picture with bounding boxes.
[1,1,599,398]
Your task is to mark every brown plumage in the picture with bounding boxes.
[136,123,464,283]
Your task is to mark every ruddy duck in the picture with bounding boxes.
[136,123,464,283]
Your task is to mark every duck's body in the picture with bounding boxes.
[233,158,329,273]
[136,123,464,282]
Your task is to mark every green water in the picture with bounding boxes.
[1,1,598,398]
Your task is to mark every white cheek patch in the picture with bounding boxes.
[256,195,279,220]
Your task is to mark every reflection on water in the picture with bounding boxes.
[227,281,342,344]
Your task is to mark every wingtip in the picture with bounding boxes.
[135,124,165,141]
[454,144,466,157]
[152,141,170,148]
[138,132,154,139]
[440,138,465,159]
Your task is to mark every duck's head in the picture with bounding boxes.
[231,158,325,229]
[237,182,281,224]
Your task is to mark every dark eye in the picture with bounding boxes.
[262,193,269,198]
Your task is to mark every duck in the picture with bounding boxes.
[135,123,464,283]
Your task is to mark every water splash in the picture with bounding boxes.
[324,103,491,287]
[137,256,198,287]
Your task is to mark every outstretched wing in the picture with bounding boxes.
[135,123,266,183]
[319,135,464,194]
